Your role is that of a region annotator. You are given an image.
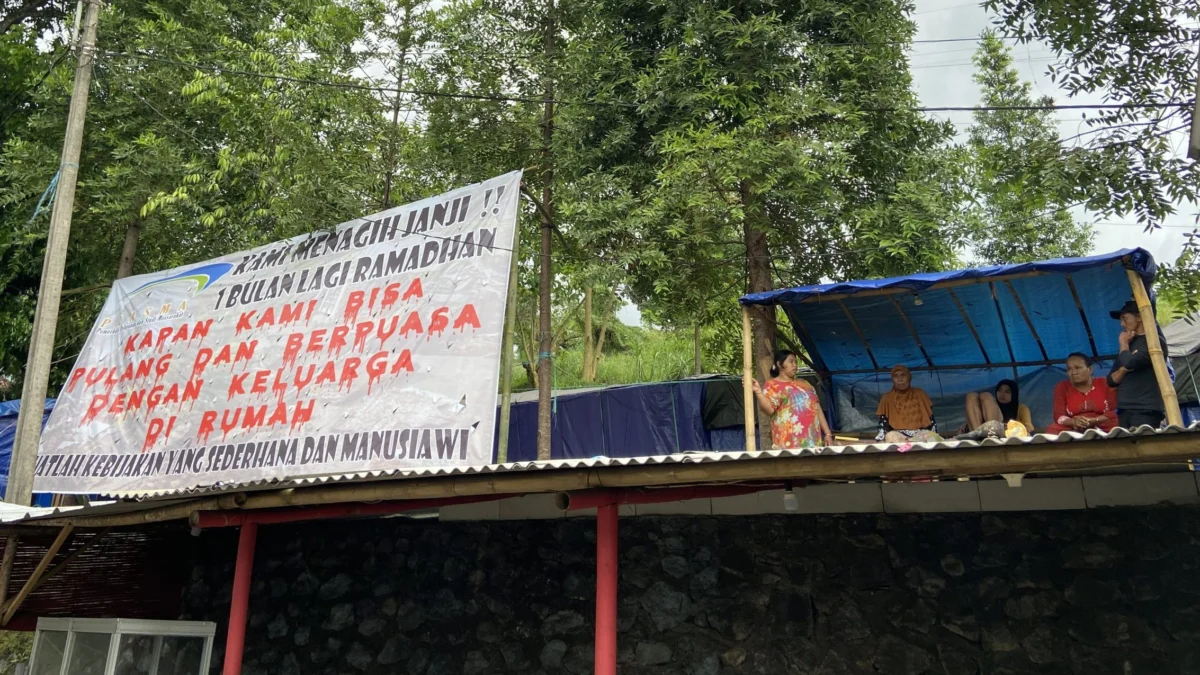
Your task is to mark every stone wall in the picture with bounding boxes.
[182,508,1200,675]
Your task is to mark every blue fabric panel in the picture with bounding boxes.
[1007,275,1091,360]
[884,288,986,366]
[1070,264,1140,357]
[793,301,876,372]
[555,393,605,459]
[992,281,1049,362]
[492,399,539,462]
[748,250,1159,380]
[603,384,680,457]
[673,382,710,452]
[833,296,924,370]
[709,427,746,451]
[950,283,1012,365]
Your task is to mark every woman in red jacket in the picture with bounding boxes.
[1046,353,1117,434]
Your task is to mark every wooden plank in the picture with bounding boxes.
[0,537,17,610]
[946,288,991,364]
[1127,269,1183,426]
[1065,274,1100,358]
[741,307,757,453]
[2,524,73,625]
[886,295,934,367]
[1003,280,1049,360]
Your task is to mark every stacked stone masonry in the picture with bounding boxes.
[181,508,1200,675]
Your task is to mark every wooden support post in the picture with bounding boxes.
[2,524,72,626]
[0,536,17,610]
[1126,269,1183,426]
[496,222,521,464]
[742,307,757,453]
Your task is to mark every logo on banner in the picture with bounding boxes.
[130,262,234,297]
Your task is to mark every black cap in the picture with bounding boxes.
[1110,300,1140,320]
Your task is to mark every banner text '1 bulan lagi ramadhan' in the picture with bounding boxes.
[33,171,522,495]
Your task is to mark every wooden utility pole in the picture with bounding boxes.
[6,0,102,507]
[535,0,556,461]
[496,224,522,463]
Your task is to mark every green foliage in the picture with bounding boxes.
[0,630,31,674]
[0,0,387,395]
[984,0,1198,303]
[965,32,1092,264]
[510,324,698,390]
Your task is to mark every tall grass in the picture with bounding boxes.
[508,326,699,391]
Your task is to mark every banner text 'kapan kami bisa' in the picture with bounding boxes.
[33,171,522,495]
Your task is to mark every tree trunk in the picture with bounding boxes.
[116,207,143,280]
[741,180,775,381]
[582,290,615,382]
[581,286,593,380]
[535,0,556,461]
[592,321,610,379]
[693,322,702,376]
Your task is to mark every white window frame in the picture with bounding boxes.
[29,618,215,675]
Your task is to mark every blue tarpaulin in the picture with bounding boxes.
[492,379,741,462]
[740,249,1159,432]
[0,399,57,506]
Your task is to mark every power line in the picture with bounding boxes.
[101,50,1193,114]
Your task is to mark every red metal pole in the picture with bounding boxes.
[222,523,258,675]
[594,503,618,675]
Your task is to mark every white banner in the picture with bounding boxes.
[33,171,522,495]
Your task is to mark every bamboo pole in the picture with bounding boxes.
[2,524,73,625]
[1127,269,1183,426]
[0,537,17,609]
[496,221,522,463]
[22,493,247,529]
[741,307,757,453]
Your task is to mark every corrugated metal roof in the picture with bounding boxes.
[91,423,1200,502]
[0,424,1191,525]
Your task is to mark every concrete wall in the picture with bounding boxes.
[183,507,1200,675]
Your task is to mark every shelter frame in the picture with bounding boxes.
[738,249,1183,449]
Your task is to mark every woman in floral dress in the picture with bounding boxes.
[750,350,833,449]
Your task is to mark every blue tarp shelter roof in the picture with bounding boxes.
[740,249,1159,432]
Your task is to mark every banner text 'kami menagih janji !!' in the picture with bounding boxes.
[33,171,522,495]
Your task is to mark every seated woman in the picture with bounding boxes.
[964,379,1033,434]
[1046,352,1117,433]
[875,365,940,442]
[751,350,834,449]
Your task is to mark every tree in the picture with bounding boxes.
[966,32,1092,264]
[0,0,387,396]
[984,0,1200,302]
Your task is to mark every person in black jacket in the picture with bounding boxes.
[1107,300,1168,428]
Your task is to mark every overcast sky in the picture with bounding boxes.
[612,0,1195,325]
[911,0,1195,266]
